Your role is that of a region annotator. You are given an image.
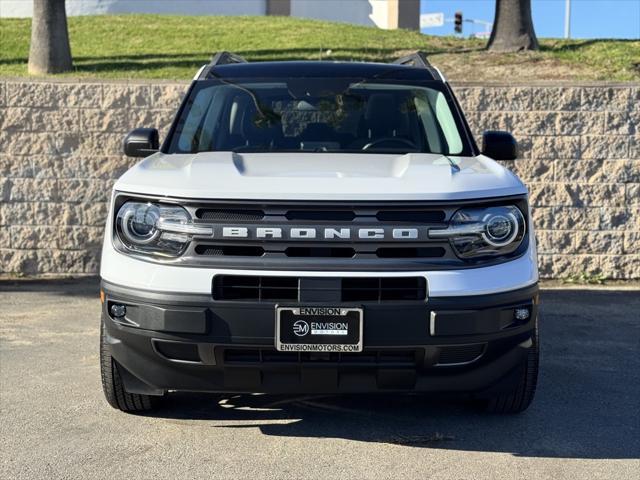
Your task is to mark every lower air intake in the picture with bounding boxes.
[213,275,299,301]
[213,275,426,302]
[436,344,485,365]
[342,277,427,302]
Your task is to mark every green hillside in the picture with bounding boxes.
[1,15,638,81]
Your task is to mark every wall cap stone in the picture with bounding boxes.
[1,77,639,88]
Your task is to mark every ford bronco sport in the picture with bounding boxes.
[100,52,539,414]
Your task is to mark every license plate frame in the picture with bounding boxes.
[275,306,363,352]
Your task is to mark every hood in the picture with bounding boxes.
[114,152,527,201]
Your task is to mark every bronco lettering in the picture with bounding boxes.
[220,226,427,241]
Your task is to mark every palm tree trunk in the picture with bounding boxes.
[28,0,73,74]
[487,0,539,52]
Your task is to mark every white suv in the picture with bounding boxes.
[100,52,539,414]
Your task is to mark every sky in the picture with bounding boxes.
[420,0,640,39]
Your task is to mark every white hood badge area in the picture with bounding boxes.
[116,152,526,201]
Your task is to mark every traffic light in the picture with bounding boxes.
[454,11,463,33]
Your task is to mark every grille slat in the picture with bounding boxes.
[196,208,265,221]
[285,247,356,258]
[195,245,264,257]
[376,247,445,258]
[376,210,446,223]
[285,210,357,221]
[194,244,446,259]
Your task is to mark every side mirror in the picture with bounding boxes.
[123,128,159,157]
[482,130,517,160]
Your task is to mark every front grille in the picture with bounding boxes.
[185,202,459,269]
[117,196,529,270]
[213,275,426,302]
[223,348,418,366]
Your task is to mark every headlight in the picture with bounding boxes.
[430,205,526,259]
[115,201,212,257]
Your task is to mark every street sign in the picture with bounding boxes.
[420,12,444,28]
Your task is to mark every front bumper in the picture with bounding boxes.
[101,280,539,396]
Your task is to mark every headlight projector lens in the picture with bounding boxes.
[120,203,161,245]
[482,212,519,247]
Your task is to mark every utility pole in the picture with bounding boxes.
[564,0,571,39]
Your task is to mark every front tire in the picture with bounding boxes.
[100,319,157,413]
[484,321,539,414]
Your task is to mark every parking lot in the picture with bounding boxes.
[1,279,638,479]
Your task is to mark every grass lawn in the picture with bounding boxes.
[1,15,638,82]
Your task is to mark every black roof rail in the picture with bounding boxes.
[393,51,430,68]
[199,51,248,79]
[211,51,248,66]
[392,51,443,80]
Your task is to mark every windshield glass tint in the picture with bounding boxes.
[167,78,468,155]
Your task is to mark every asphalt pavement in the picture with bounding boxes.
[1,279,638,479]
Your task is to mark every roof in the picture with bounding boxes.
[197,51,444,82]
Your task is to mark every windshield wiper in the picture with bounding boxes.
[443,154,461,172]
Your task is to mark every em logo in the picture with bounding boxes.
[293,320,310,337]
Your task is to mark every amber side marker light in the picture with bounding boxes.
[100,289,105,304]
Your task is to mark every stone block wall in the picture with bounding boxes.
[0,80,638,278]
[459,85,639,279]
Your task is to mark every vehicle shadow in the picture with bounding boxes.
[150,289,640,460]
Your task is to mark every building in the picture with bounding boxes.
[0,0,420,29]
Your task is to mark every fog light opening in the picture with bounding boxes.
[514,307,530,321]
[110,304,127,318]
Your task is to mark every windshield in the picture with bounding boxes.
[165,78,471,155]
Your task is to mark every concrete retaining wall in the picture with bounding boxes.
[0,80,638,278]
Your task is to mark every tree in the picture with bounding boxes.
[28,0,73,74]
[487,0,539,52]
